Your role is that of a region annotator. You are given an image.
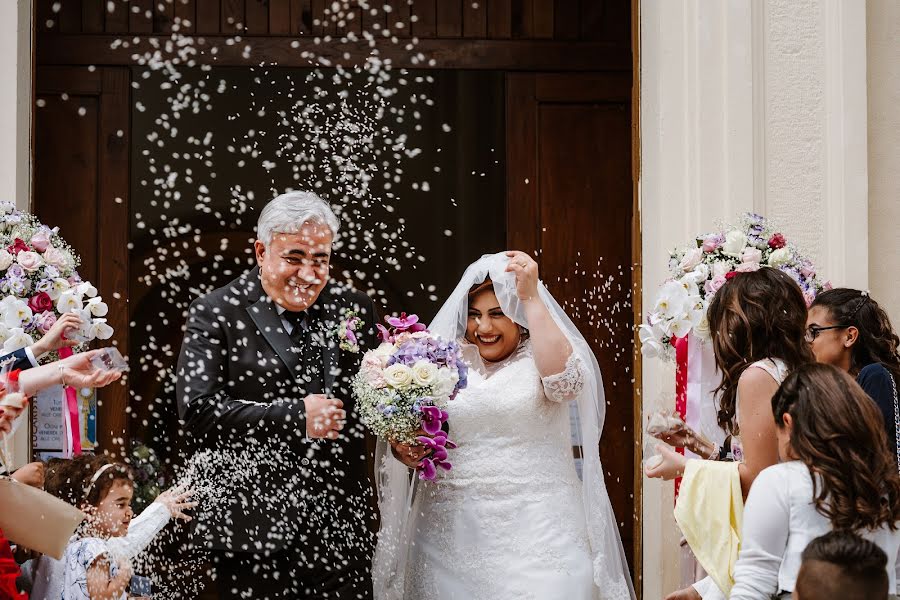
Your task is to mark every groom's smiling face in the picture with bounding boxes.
[255,221,333,312]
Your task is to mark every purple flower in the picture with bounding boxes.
[386,312,427,333]
[345,328,358,346]
[416,431,457,480]
[7,264,24,279]
[376,323,392,343]
[388,340,430,366]
[420,405,448,436]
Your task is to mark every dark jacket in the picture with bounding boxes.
[858,363,899,470]
[175,267,379,560]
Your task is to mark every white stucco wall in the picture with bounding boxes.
[640,0,870,595]
[0,0,32,468]
[867,0,900,323]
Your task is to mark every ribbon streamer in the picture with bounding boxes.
[58,347,81,457]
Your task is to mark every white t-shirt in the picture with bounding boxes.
[730,460,900,599]
[61,537,125,600]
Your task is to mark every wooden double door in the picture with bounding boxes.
[33,66,635,569]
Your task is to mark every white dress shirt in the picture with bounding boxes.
[730,460,900,599]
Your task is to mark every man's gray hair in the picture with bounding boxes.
[256,191,340,245]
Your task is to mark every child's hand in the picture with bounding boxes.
[155,486,197,521]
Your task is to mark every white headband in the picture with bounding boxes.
[83,463,117,498]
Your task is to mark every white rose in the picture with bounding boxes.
[384,363,413,389]
[372,342,395,367]
[711,261,731,278]
[87,297,109,317]
[433,367,457,396]
[42,246,72,270]
[721,230,748,256]
[0,250,12,271]
[767,247,792,268]
[90,319,114,340]
[693,314,712,341]
[411,360,438,386]
[677,248,703,272]
[741,247,762,264]
[16,250,43,272]
[680,263,710,286]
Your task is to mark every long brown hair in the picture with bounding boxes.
[707,268,814,434]
[772,363,900,531]
[810,288,900,381]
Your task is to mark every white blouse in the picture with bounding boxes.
[730,460,900,599]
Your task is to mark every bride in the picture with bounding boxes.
[372,251,635,600]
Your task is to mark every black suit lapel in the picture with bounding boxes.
[243,283,305,380]
[313,286,341,394]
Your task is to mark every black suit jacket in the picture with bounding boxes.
[0,348,35,372]
[175,267,379,559]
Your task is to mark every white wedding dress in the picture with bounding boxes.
[372,253,634,600]
[404,340,595,599]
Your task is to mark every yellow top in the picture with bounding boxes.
[674,459,744,595]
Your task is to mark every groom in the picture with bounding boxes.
[176,191,380,599]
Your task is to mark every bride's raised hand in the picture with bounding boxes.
[504,251,539,302]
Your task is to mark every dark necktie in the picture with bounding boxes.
[283,310,324,394]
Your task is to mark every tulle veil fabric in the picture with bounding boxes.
[372,252,635,600]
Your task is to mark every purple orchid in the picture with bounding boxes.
[386,312,427,334]
[416,431,457,481]
[420,405,449,436]
[376,323,392,343]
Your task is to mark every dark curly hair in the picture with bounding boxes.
[707,268,815,434]
[810,288,900,382]
[47,453,134,508]
[773,363,900,531]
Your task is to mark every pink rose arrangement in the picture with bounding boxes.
[0,202,113,355]
[640,213,829,361]
[352,313,468,480]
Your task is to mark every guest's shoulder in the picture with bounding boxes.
[757,460,809,488]
[858,362,893,385]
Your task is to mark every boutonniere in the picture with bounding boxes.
[336,308,363,353]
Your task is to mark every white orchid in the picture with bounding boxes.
[639,323,667,358]
[652,281,691,321]
[87,297,109,317]
[47,277,72,301]
[2,327,34,353]
[57,290,83,313]
[1,296,32,329]
[77,282,99,298]
[90,319,114,340]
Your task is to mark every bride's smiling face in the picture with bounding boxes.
[466,287,521,362]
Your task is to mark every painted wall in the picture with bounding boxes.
[867,0,900,323]
[640,0,871,595]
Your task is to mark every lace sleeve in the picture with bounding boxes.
[540,352,586,402]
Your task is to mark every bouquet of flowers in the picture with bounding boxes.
[352,313,468,480]
[640,213,830,361]
[0,202,113,356]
